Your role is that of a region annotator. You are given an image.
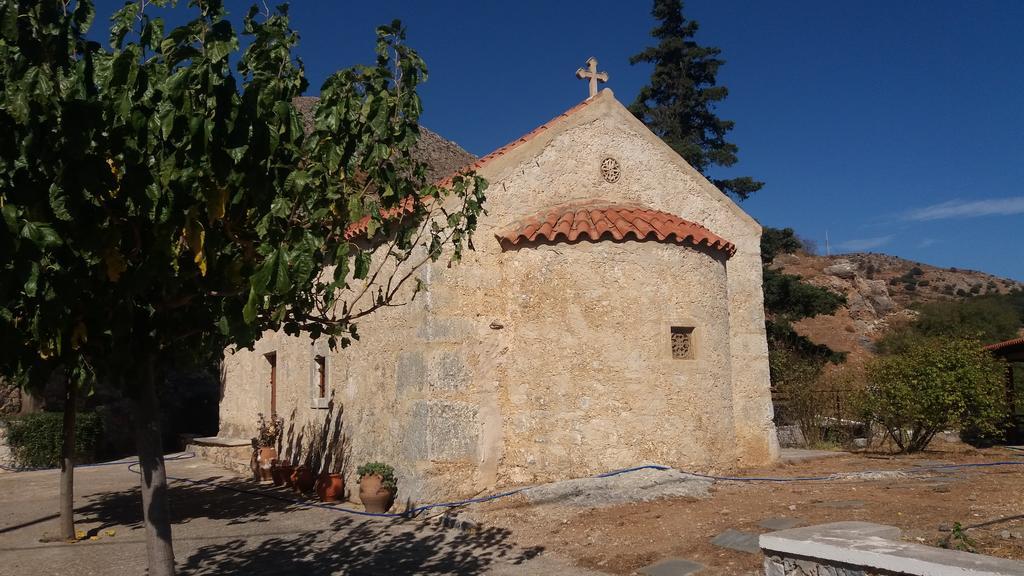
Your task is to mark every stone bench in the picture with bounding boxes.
[186,436,253,477]
[760,521,1024,576]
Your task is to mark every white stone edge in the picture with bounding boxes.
[759,532,1024,576]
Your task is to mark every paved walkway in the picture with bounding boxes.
[0,454,599,575]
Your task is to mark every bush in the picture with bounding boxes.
[2,412,103,468]
[864,338,1007,452]
[357,461,397,490]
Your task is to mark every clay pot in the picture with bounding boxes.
[271,462,295,487]
[359,474,396,513]
[291,465,316,494]
[315,472,345,503]
[255,446,277,482]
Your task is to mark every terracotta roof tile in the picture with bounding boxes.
[984,337,1024,352]
[496,200,737,257]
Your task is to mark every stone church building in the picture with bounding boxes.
[215,86,778,503]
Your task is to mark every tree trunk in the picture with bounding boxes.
[133,356,175,576]
[59,379,76,540]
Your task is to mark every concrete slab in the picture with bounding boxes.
[758,517,803,530]
[638,557,704,575]
[761,522,1024,576]
[710,529,760,554]
[0,453,582,575]
[779,448,845,463]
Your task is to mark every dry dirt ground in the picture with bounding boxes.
[468,442,1024,575]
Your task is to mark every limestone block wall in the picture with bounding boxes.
[496,241,735,483]
[217,89,777,505]
[467,91,778,468]
[218,266,489,503]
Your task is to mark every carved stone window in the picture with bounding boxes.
[600,157,621,183]
[671,327,694,360]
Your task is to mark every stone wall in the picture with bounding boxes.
[217,90,778,504]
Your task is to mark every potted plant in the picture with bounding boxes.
[270,459,295,487]
[357,462,397,513]
[251,413,282,483]
[292,419,325,495]
[315,469,345,503]
[291,464,316,494]
[314,430,348,503]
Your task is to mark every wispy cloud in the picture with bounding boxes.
[917,238,938,249]
[835,235,894,252]
[904,197,1024,221]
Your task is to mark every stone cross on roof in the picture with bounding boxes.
[575,57,608,98]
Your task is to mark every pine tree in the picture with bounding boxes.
[630,0,763,200]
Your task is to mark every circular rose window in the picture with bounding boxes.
[600,157,621,183]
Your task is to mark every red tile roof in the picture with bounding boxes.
[495,200,736,256]
[344,94,599,240]
[984,337,1024,352]
[343,195,418,240]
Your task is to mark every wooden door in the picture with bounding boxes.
[266,352,277,416]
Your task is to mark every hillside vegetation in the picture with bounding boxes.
[772,251,1024,365]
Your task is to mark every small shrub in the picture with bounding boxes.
[2,412,103,468]
[956,288,969,297]
[357,461,397,490]
[910,266,924,277]
[941,522,977,553]
[864,338,1007,452]
[917,280,930,287]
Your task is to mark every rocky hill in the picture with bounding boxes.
[771,252,1024,364]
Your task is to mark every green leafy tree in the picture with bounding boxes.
[630,0,762,200]
[865,337,1007,452]
[877,296,1023,355]
[0,2,485,573]
[761,227,846,362]
[760,228,846,439]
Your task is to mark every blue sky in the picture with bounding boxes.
[91,1,1024,280]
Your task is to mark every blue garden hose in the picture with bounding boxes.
[6,452,1024,519]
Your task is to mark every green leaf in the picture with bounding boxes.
[251,253,276,293]
[272,247,290,294]
[242,287,259,324]
[354,251,371,280]
[24,263,40,297]
[1,204,17,232]
[21,222,62,248]
[1,3,17,42]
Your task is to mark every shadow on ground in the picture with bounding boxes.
[76,479,543,574]
[180,516,543,575]
[76,477,305,531]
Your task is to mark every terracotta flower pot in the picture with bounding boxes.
[291,465,316,494]
[271,462,295,487]
[315,472,346,503]
[359,474,396,513]
[255,446,277,482]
